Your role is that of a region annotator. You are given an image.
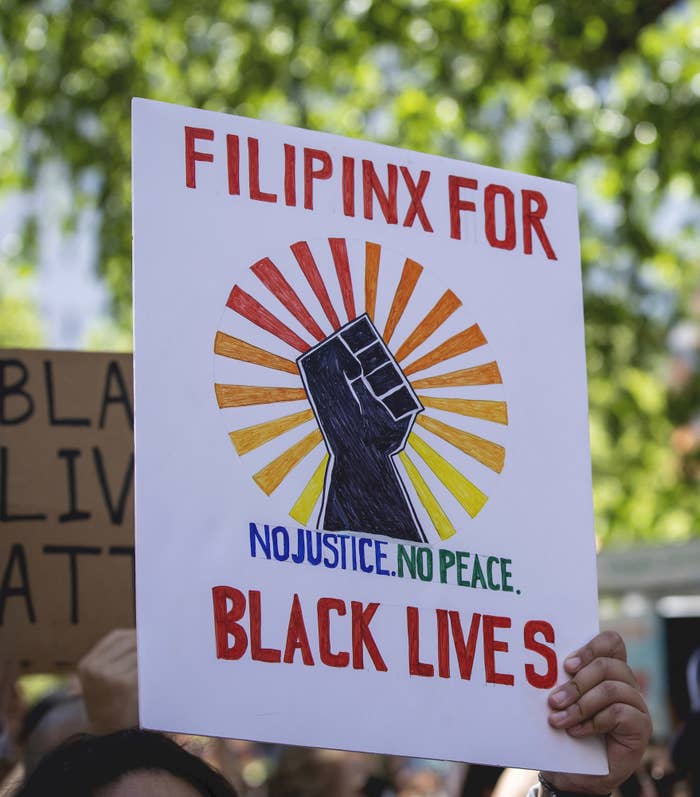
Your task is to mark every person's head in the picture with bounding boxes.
[267,747,349,797]
[15,728,238,797]
[18,688,89,776]
[267,747,380,797]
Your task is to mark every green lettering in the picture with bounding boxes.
[417,547,433,582]
[397,544,416,579]
[471,554,487,589]
[501,558,513,592]
[456,551,471,586]
[486,556,501,590]
[439,548,455,583]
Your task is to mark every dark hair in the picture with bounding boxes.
[15,728,238,797]
[267,747,345,797]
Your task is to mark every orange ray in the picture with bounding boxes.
[383,258,423,344]
[229,408,316,455]
[214,331,299,375]
[416,414,505,473]
[411,361,502,389]
[394,290,462,362]
[215,384,308,408]
[417,395,508,425]
[253,429,324,495]
[364,242,380,322]
[403,324,487,376]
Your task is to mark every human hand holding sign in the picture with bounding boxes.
[541,631,652,796]
[298,314,425,542]
[77,628,139,735]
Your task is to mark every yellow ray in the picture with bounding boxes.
[289,454,329,525]
[418,395,508,425]
[410,361,502,389]
[403,324,487,376]
[394,290,462,362]
[408,433,487,518]
[416,414,505,473]
[253,429,324,495]
[364,242,381,322]
[214,331,299,375]
[215,384,308,408]
[383,258,423,344]
[399,451,456,540]
[229,409,316,455]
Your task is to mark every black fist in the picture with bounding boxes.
[298,314,425,542]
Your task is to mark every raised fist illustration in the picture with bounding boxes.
[298,314,425,542]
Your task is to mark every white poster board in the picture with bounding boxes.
[133,98,606,773]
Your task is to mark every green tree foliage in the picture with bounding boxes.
[0,0,698,545]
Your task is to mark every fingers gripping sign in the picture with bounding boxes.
[77,628,139,735]
[542,631,653,795]
[298,314,426,542]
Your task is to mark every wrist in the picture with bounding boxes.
[538,772,611,797]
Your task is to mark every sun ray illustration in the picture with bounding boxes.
[329,238,356,322]
[215,384,309,408]
[418,395,509,425]
[394,290,462,362]
[408,433,488,518]
[251,257,326,342]
[216,238,508,540]
[229,408,316,455]
[399,451,457,540]
[289,453,329,524]
[411,361,502,389]
[416,414,505,473]
[253,429,324,495]
[227,286,311,353]
[290,241,341,330]
[214,332,300,375]
[403,324,487,377]
[383,258,423,344]
[364,242,381,322]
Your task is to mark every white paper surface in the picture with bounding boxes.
[132,97,606,773]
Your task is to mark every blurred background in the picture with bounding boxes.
[0,1,699,794]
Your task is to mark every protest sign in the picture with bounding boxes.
[132,98,606,772]
[0,349,134,671]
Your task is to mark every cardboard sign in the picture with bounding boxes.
[133,98,605,772]
[0,349,134,671]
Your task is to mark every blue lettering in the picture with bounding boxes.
[323,534,339,568]
[359,537,374,573]
[249,522,271,559]
[338,534,349,568]
[306,530,322,565]
[272,525,289,561]
[375,540,390,575]
[291,528,305,564]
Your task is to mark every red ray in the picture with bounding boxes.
[329,238,356,321]
[251,257,326,342]
[227,286,310,353]
[290,241,341,330]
